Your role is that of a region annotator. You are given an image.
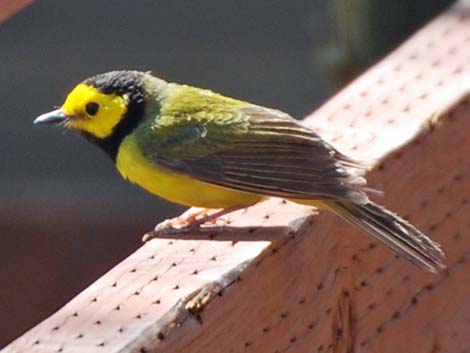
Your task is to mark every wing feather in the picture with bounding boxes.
[141,102,368,203]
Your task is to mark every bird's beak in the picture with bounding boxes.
[33,109,68,125]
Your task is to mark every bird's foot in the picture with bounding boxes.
[159,207,215,229]
[143,206,243,241]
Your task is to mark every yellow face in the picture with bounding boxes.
[61,83,128,138]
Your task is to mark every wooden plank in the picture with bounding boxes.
[0,0,33,24]
[3,1,470,352]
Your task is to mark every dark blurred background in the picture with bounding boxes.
[0,0,453,347]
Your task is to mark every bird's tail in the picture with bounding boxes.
[324,200,445,273]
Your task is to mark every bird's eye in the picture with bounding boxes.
[85,102,100,116]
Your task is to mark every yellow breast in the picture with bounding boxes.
[116,135,262,208]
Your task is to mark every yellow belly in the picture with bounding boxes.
[116,136,263,208]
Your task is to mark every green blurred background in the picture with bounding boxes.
[0,0,452,347]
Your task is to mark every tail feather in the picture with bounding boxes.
[326,200,445,273]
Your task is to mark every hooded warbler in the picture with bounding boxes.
[34,70,444,272]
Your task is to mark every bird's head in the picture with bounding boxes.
[34,70,167,159]
[34,70,151,140]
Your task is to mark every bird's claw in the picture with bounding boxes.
[142,208,232,242]
[142,206,243,242]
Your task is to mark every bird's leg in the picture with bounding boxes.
[143,205,245,241]
[166,207,214,227]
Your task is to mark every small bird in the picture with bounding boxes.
[34,70,444,272]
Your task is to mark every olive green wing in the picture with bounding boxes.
[139,102,368,203]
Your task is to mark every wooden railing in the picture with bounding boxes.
[3,1,470,352]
